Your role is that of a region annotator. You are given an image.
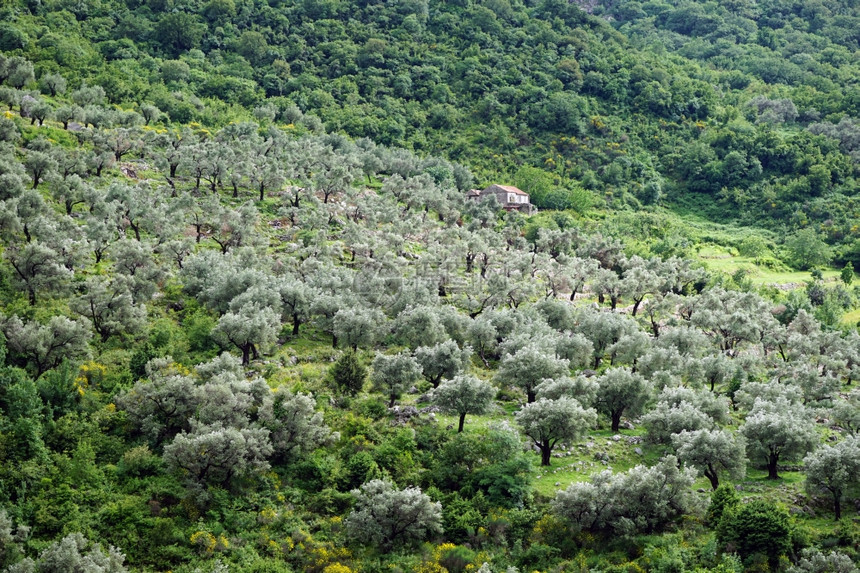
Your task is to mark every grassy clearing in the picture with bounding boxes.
[696,248,839,286]
[841,308,860,327]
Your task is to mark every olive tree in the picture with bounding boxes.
[69,277,147,342]
[672,429,746,490]
[740,397,818,479]
[552,455,698,536]
[831,390,860,436]
[275,277,314,336]
[415,340,472,388]
[163,422,272,497]
[8,532,127,573]
[371,352,422,407]
[115,367,198,444]
[642,401,714,444]
[1,314,91,378]
[515,397,596,466]
[394,305,449,348]
[803,438,860,520]
[212,302,280,365]
[535,375,599,406]
[4,241,71,305]
[258,391,338,462]
[332,307,385,351]
[496,345,570,403]
[344,479,442,549]
[594,367,652,432]
[787,548,859,573]
[432,375,496,432]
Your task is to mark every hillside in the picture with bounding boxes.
[0,92,859,570]
[3,0,860,571]
[1,0,859,254]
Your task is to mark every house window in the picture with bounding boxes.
[508,194,515,203]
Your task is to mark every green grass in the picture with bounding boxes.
[841,308,860,327]
[697,251,840,286]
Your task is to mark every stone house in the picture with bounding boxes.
[467,184,535,214]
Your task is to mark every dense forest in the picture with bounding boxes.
[2,0,860,571]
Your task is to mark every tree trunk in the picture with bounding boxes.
[704,466,719,490]
[331,334,338,349]
[292,316,301,336]
[834,495,841,520]
[458,413,466,433]
[611,411,622,432]
[259,183,265,202]
[241,345,250,365]
[766,455,780,480]
[389,394,396,408]
[526,389,536,403]
[541,443,552,466]
[632,298,643,317]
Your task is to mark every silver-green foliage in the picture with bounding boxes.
[740,397,818,479]
[672,428,746,489]
[594,367,652,432]
[803,437,860,520]
[535,375,599,406]
[787,548,859,573]
[552,455,699,536]
[496,344,569,403]
[259,390,338,460]
[371,351,422,407]
[163,421,272,493]
[515,397,596,466]
[0,314,91,378]
[6,532,126,573]
[431,374,496,432]
[415,339,472,388]
[344,479,443,549]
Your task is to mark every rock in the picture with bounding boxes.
[790,507,803,515]
[634,447,643,455]
[622,421,635,430]
[389,405,420,425]
[697,488,706,493]
[555,482,561,487]
[611,434,622,442]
